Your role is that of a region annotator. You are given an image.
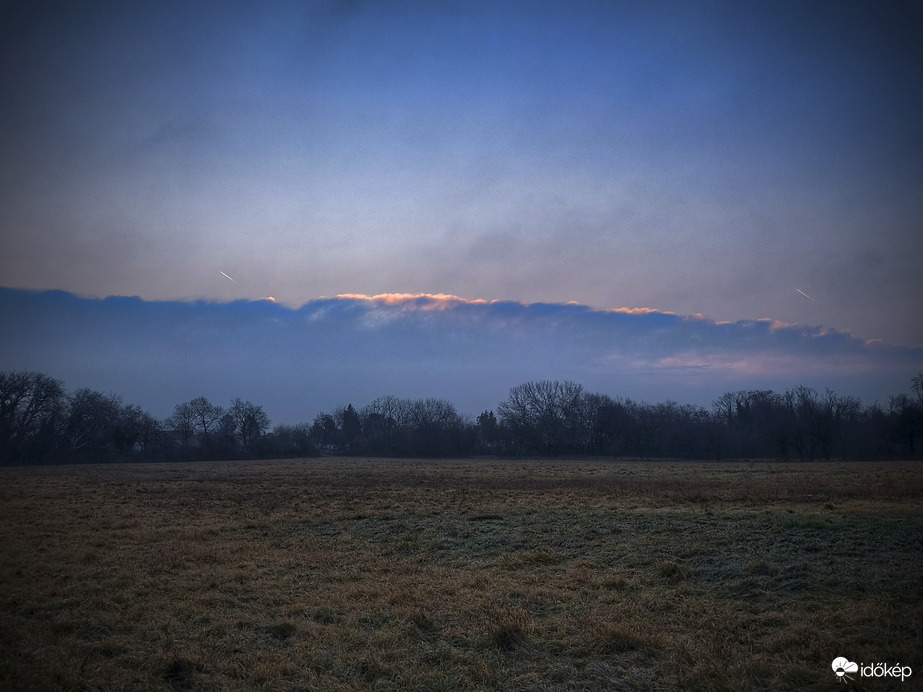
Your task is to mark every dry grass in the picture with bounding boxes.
[1,458,921,691]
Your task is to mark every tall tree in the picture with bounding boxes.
[310,413,337,449]
[65,389,123,460]
[229,398,270,455]
[590,395,629,456]
[406,398,466,456]
[188,396,225,440]
[476,410,500,452]
[0,371,65,464]
[339,404,361,448]
[271,423,315,457]
[498,380,586,455]
[167,401,196,455]
[912,372,923,408]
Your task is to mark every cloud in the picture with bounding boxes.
[1,288,920,424]
[334,293,493,308]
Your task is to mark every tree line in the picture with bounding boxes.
[1,369,921,465]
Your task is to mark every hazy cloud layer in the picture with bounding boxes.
[0,1,921,345]
[2,289,919,424]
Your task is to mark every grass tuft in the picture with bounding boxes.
[657,559,689,581]
[488,607,532,652]
[264,621,297,641]
[308,605,341,624]
[162,656,204,691]
[592,624,653,653]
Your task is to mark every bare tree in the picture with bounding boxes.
[476,410,501,452]
[498,380,586,455]
[310,412,338,449]
[589,395,629,456]
[229,398,270,455]
[620,399,660,459]
[271,423,315,457]
[65,389,123,459]
[888,393,920,457]
[0,371,66,464]
[406,398,465,456]
[133,409,164,458]
[188,397,224,440]
[167,401,196,455]
[911,372,923,408]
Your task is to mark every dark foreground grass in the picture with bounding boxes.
[0,458,920,691]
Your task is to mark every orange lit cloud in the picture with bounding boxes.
[605,307,675,316]
[334,293,679,318]
[334,293,494,310]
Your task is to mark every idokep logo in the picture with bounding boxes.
[832,658,858,682]
[832,657,913,683]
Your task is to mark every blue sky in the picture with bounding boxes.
[1,1,921,421]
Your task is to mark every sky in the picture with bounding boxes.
[1,1,922,423]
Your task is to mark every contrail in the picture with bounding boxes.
[220,271,236,282]
[796,288,816,302]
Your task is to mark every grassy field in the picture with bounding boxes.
[0,458,920,691]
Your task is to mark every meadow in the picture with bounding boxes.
[1,458,920,691]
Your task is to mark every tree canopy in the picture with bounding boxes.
[1,370,921,464]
